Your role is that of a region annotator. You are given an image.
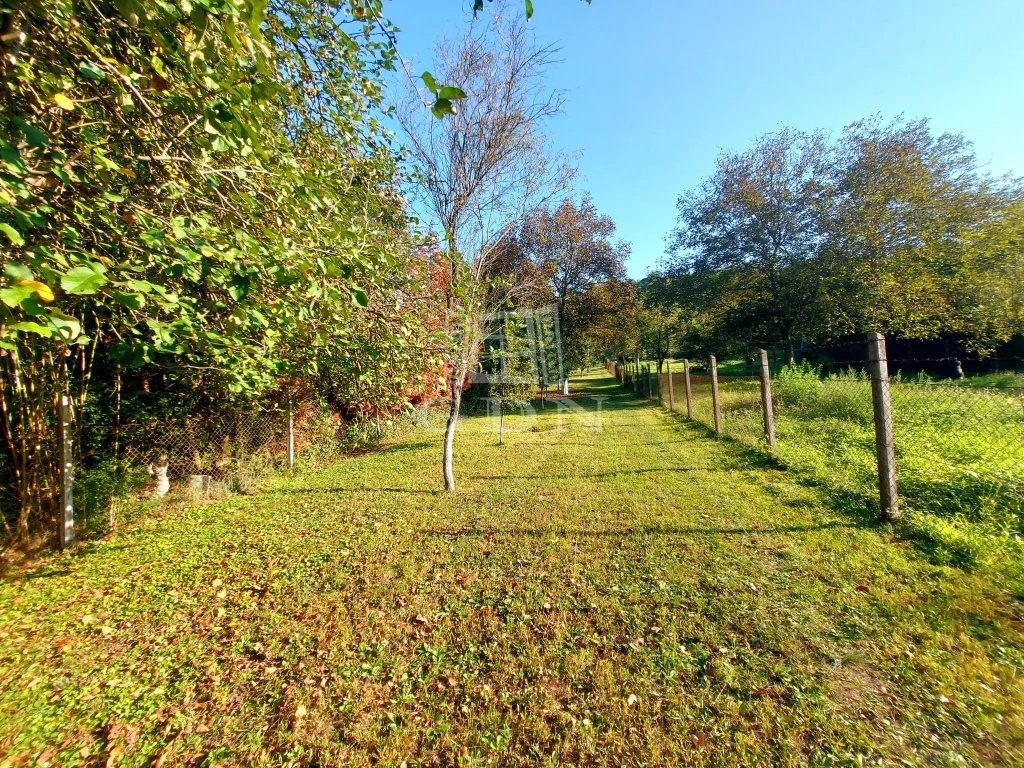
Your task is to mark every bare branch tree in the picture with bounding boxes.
[396,1,574,491]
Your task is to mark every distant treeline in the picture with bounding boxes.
[638,117,1024,366]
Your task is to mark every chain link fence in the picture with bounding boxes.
[74,400,347,534]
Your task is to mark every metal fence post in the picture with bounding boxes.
[286,400,295,470]
[683,358,693,419]
[757,349,776,452]
[868,332,899,521]
[58,394,74,551]
[710,355,722,435]
[667,361,675,412]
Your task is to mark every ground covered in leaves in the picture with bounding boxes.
[2,371,1023,766]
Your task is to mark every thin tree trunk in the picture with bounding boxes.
[443,374,462,492]
[786,339,795,369]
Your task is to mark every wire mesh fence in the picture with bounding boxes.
[612,339,1024,556]
[889,381,1024,523]
[74,400,347,532]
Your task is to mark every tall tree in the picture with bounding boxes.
[826,116,1018,345]
[396,2,572,491]
[667,128,831,365]
[517,195,629,371]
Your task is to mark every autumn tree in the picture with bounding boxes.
[514,195,629,372]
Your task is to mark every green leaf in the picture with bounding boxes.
[113,291,146,310]
[0,223,24,246]
[438,86,467,101]
[61,266,108,295]
[431,98,455,119]
[0,286,34,307]
[11,117,48,148]
[421,71,439,95]
[79,60,106,80]
[48,311,82,341]
[350,284,369,308]
[525,0,534,20]
[4,262,31,282]
[6,321,53,337]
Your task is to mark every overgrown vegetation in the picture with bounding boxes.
[0,0,449,543]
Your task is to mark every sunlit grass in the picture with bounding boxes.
[1,371,1022,766]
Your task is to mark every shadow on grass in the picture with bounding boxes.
[421,520,858,539]
[264,486,444,496]
[618,377,1022,577]
[468,466,707,482]
[617,382,887,534]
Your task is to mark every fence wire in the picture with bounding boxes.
[615,351,1024,541]
[76,400,346,528]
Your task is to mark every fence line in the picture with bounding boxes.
[608,335,1024,531]
[40,398,383,547]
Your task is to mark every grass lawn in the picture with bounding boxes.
[2,370,1023,766]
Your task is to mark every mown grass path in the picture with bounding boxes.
[2,371,1022,766]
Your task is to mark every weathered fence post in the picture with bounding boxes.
[683,358,693,419]
[645,365,652,399]
[710,355,722,435]
[757,349,776,452]
[667,361,675,412]
[58,394,74,551]
[657,365,663,406]
[286,400,295,470]
[867,332,899,521]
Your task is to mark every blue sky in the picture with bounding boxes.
[383,0,1024,278]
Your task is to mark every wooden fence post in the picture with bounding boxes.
[645,365,652,399]
[757,349,776,452]
[667,361,675,412]
[657,364,663,406]
[286,400,295,470]
[58,394,74,551]
[710,355,722,435]
[683,358,693,419]
[867,332,899,521]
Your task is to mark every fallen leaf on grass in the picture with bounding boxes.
[691,731,707,747]
[626,694,638,706]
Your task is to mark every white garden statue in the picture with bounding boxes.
[147,454,170,497]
